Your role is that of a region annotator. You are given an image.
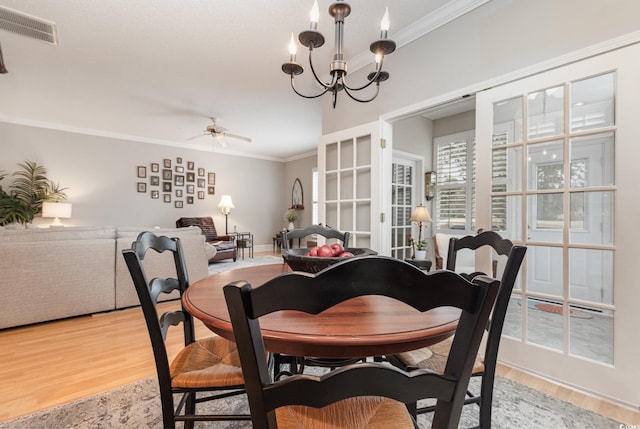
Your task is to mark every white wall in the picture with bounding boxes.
[0,122,286,246]
[321,0,640,132]
[283,154,317,231]
[433,110,475,139]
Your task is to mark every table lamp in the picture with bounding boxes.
[409,204,432,258]
[42,201,72,227]
[217,195,235,235]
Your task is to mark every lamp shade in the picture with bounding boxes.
[42,202,72,219]
[218,195,235,210]
[409,204,432,223]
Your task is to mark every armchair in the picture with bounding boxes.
[176,217,236,263]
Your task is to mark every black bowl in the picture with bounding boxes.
[283,247,378,273]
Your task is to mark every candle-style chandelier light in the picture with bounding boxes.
[281,0,396,108]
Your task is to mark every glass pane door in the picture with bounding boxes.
[476,43,640,406]
[391,158,416,260]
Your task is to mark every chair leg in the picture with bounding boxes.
[184,392,196,429]
[478,372,495,429]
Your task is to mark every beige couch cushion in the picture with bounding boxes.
[0,226,117,329]
[115,227,209,309]
[0,225,116,243]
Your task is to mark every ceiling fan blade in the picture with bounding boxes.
[224,133,252,143]
[186,132,208,141]
[214,134,228,147]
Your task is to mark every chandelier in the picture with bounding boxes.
[281,0,396,108]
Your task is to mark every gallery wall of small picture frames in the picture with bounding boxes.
[136,157,216,208]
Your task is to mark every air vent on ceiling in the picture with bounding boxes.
[0,6,57,45]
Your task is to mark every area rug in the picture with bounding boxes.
[0,375,622,428]
[208,255,283,275]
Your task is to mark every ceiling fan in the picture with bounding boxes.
[188,117,252,146]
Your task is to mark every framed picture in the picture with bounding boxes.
[137,166,146,178]
[151,190,159,199]
[198,191,205,199]
[175,200,183,208]
[198,168,205,176]
[208,172,216,185]
[151,163,159,173]
[186,172,195,182]
[187,196,194,204]
[163,194,171,203]
[174,175,184,186]
[187,161,194,170]
[176,157,182,164]
[208,186,215,195]
[162,169,172,180]
[175,166,184,173]
[176,189,183,198]
[197,178,205,188]
[150,176,159,186]
[163,182,172,192]
[163,159,171,168]
[137,182,147,192]
[186,184,194,194]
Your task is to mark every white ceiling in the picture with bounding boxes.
[0,0,487,160]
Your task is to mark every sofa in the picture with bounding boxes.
[176,217,237,262]
[0,225,209,330]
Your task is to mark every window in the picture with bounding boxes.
[434,131,475,232]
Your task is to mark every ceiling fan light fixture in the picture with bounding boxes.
[186,116,252,145]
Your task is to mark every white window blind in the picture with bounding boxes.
[434,131,475,232]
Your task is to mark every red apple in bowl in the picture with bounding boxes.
[340,251,354,257]
[330,243,344,256]
[317,244,333,257]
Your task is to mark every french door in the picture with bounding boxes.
[476,43,640,406]
[391,154,421,260]
[317,121,392,255]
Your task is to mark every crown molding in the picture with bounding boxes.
[0,114,286,162]
[348,0,491,73]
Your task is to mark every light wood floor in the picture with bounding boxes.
[1,253,639,424]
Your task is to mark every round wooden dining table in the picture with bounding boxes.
[182,263,461,359]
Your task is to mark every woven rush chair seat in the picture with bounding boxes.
[274,396,414,429]
[397,336,485,375]
[170,336,244,389]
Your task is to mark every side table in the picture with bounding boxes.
[235,232,253,259]
[404,258,432,272]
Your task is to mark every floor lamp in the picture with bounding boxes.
[218,195,235,235]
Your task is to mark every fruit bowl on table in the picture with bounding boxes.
[283,247,378,273]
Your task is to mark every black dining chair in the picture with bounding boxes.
[388,230,527,429]
[224,256,501,429]
[122,231,249,429]
[277,224,354,376]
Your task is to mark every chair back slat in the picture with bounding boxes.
[250,257,483,317]
[282,225,350,251]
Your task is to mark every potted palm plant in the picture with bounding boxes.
[0,161,68,226]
